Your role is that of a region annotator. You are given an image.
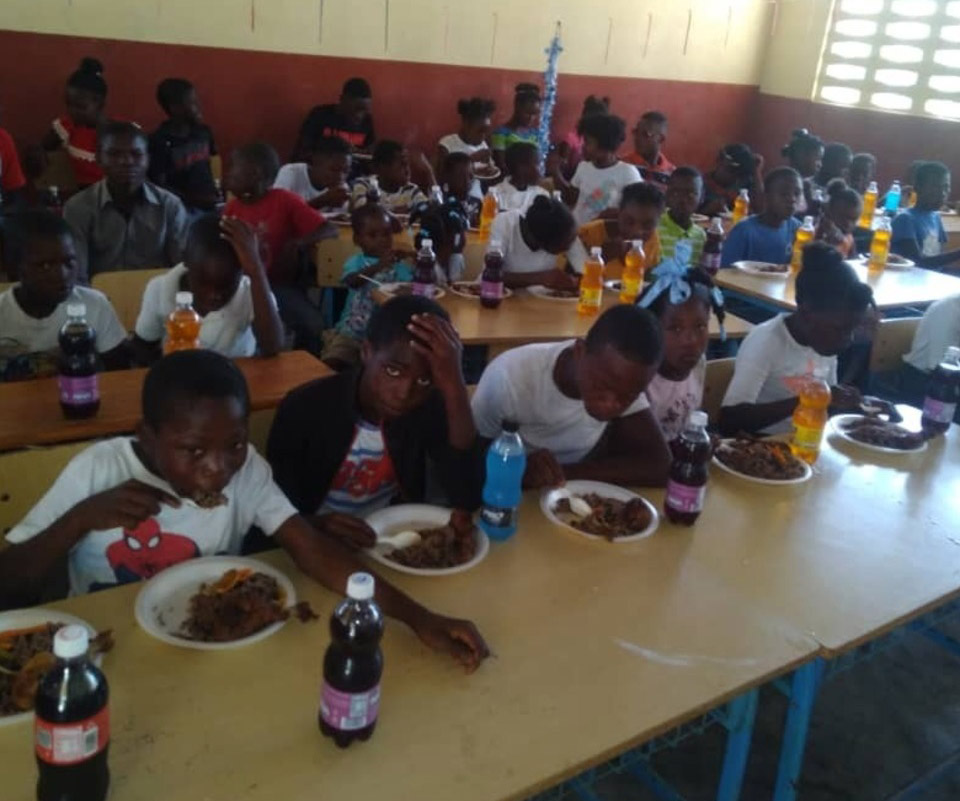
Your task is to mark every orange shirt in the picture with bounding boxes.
[578,219,661,279]
[622,151,675,188]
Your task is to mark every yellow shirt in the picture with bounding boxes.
[577,220,661,279]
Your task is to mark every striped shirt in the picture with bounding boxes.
[657,213,707,266]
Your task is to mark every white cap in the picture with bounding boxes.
[803,215,814,227]
[175,291,194,306]
[66,303,86,318]
[688,410,708,428]
[631,239,644,249]
[711,216,722,226]
[589,246,602,258]
[739,188,749,197]
[867,181,878,192]
[54,625,89,659]
[368,176,379,187]
[347,572,375,601]
[421,238,433,249]
[813,366,830,379]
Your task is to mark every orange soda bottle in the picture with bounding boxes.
[868,215,892,271]
[164,291,202,354]
[790,215,815,272]
[578,247,604,316]
[479,192,498,240]
[620,240,645,304]
[857,181,878,229]
[790,367,831,464]
[732,189,750,225]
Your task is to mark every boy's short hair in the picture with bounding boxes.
[764,166,801,192]
[184,214,239,269]
[621,181,665,210]
[457,97,495,122]
[142,351,251,430]
[312,136,352,158]
[797,242,873,313]
[367,295,451,349]
[504,141,538,174]
[585,305,663,366]
[234,142,281,184]
[350,202,391,232]
[5,209,72,270]
[442,151,472,173]
[372,140,404,167]
[342,77,372,99]
[915,160,950,189]
[156,78,194,114]
[578,113,627,152]
[669,165,703,183]
[640,110,668,126]
[822,142,852,169]
[98,120,147,149]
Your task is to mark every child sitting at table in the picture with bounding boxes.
[551,113,642,226]
[436,97,495,171]
[699,143,765,218]
[270,294,482,526]
[489,195,579,291]
[900,293,960,418]
[623,110,675,189]
[490,83,541,172]
[720,167,803,267]
[274,135,352,216]
[719,242,871,435]
[569,182,663,276]
[410,196,470,284]
[132,214,283,362]
[440,152,483,223]
[491,142,548,212]
[350,140,428,215]
[148,77,219,214]
[815,179,862,258]
[472,304,670,488]
[223,142,337,355]
[0,350,488,671]
[658,167,707,264]
[814,142,853,193]
[891,161,960,269]
[849,152,877,196]
[321,204,414,370]
[0,210,127,381]
[638,256,725,441]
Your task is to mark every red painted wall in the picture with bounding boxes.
[0,29,754,174]
[748,92,960,189]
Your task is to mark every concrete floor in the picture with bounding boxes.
[562,619,960,801]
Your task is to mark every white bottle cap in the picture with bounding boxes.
[488,239,502,251]
[66,303,86,318]
[711,217,722,226]
[421,238,433,249]
[347,572,375,601]
[590,246,602,258]
[740,188,749,197]
[49,185,59,193]
[175,291,194,306]
[688,410,708,428]
[813,366,829,379]
[53,625,90,659]
[803,215,814,226]
[632,239,644,249]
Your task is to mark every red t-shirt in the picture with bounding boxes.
[52,116,103,186]
[224,188,326,279]
[0,128,26,193]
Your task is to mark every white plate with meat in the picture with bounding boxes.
[526,285,580,301]
[540,481,659,543]
[828,414,928,454]
[732,260,790,278]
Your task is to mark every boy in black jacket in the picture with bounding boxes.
[267,295,483,548]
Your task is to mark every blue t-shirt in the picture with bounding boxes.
[891,207,946,258]
[720,215,801,267]
[336,252,413,339]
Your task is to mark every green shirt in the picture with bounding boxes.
[657,212,707,266]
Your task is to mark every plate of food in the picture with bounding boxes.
[829,414,928,454]
[691,213,710,225]
[527,284,580,301]
[474,163,501,181]
[540,481,659,543]
[856,253,915,269]
[604,279,623,292]
[378,282,446,300]
[365,506,488,576]
[732,260,790,277]
[712,438,813,485]
[135,557,298,650]
[0,609,112,726]
[449,281,514,300]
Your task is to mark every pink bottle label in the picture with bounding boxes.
[923,398,956,424]
[58,375,99,405]
[412,283,432,297]
[665,481,705,513]
[320,683,380,731]
[480,280,503,300]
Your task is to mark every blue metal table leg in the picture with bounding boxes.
[716,688,760,801]
[773,659,825,801]
[629,761,689,801]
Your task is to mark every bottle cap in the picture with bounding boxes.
[347,572,375,601]
[487,239,502,252]
[368,176,379,187]
[711,217,722,226]
[175,291,194,306]
[502,419,519,433]
[53,625,90,659]
[739,188,749,197]
[66,303,86,318]
[868,181,878,192]
[812,366,829,379]
[421,238,433,249]
[688,410,708,429]
[631,239,645,250]
[589,246,602,258]
[49,185,59,194]
[803,215,814,227]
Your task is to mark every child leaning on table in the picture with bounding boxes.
[0,350,489,671]
[131,213,284,364]
[0,210,128,381]
[719,242,872,437]
[720,167,803,268]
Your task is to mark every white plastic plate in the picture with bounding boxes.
[540,480,659,543]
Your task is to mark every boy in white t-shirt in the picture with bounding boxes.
[132,214,284,362]
[472,305,670,488]
[0,210,128,381]
[273,136,352,217]
[491,142,548,212]
[0,350,488,672]
[720,242,871,435]
[550,113,642,226]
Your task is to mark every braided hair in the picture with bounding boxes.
[408,196,469,280]
[638,265,726,331]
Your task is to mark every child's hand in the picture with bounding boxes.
[544,269,580,292]
[410,610,490,673]
[317,184,350,208]
[407,313,464,394]
[523,449,565,490]
[69,480,181,533]
[830,384,863,411]
[311,512,377,550]
[220,216,262,274]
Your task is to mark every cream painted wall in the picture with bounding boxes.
[759,0,833,100]
[0,0,772,85]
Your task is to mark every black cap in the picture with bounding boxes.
[502,420,519,433]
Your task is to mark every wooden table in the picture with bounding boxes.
[714,261,960,312]
[942,212,960,251]
[0,501,816,801]
[0,351,330,453]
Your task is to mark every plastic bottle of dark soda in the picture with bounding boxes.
[58,304,100,420]
[36,625,110,801]
[319,572,384,748]
[699,218,724,275]
[664,410,711,526]
[412,238,437,297]
[480,240,505,309]
[921,345,960,436]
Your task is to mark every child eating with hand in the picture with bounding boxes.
[721,167,803,267]
[351,140,428,215]
[132,214,283,362]
[658,167,707,264]
[491,142,548,212]
[274,136,352,216]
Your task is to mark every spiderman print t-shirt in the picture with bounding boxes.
[318,421,398,518]
[6,438,297,595]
